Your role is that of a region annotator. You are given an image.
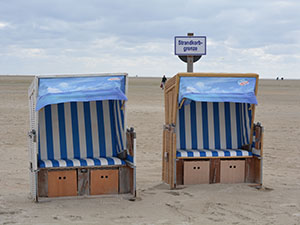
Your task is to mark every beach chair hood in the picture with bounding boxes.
[178,77,257,106]
[36,75,127,111]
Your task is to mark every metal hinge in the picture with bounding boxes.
[28,129,36,142]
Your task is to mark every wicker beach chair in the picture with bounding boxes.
[28,73,136,201]
[162,73,263,188]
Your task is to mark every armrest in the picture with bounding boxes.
[126,127,136,166]
[252,122,264,157]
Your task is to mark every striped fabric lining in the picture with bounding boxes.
[39,157,126,168]
[38,100,125,168]
[177,149,252,158]
[176,102,252,151]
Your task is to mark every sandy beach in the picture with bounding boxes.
[0,76,299,225]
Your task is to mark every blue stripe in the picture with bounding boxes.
[213,103,220,149]
[224,102,232,149]
[39,160,45,168]
[96,101,106,157]
[199,151,206,157]
[79,159,87,167]
[236,150,242,156]
[83,102,93,158]
[109,101,117,156]
[115,101,124,151]
[57,103,67,159]
[190,101,197,149]
[187,150,194,157]
[65,159,74,167]
[179,106,186,149]
[126,155,134,163]
[44,105,54,160]
[211,150,218,157]
[107,157,114,165]
[52,159,59,167]
[235,103,242,148]
[92,158,101,166]
[70,102,80,158]
[202,102,209,149]
[243,104,249,144]
[223,150,230,156]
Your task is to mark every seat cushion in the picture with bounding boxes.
[176,149,252,158]
[39,157,126,168]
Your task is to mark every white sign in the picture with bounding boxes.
[174,36,206,56]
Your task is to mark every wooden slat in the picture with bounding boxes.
[210,159,220,183]
[245,158,255,183]
[119,166,133,194]
[38,170,48,197]
[165,76,176,91]
[78,168,89,196]
[176,159,183,185]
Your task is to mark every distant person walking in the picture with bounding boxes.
[161,75,167,90]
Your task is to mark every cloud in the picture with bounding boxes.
[0,0,299,78]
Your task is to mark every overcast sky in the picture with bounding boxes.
[0,0,299,78]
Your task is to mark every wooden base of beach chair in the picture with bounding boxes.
[90,169,119,195]
[220,160,245,183]
[38,165,135,198]
[176,158,260,186]
[183,161,210,185]
[47,170,78,197]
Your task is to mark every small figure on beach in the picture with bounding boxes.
[276,77,279,80]
[281,77,284,80]
[161,75,167,90]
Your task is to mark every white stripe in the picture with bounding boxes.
[43,160,53,168]
[196,102,203,149]
[71,159,81,167]
[117,101,125,150]
[241,104,247,145]
[77,102,87,158]
[216,150,224,157]
[90,101,100,158]
[230,150,237,156]
[245,104,251,143]
[57,159,67,167]
[64,103,74,159]
[176,111,180,150]
[112,157,122,165]
[85,158,94,166]
[207,103,215,149]
[202,149,213,157]
[51,104,61,159]
[103,101,112,157]
[114,102,121,153]
[184,104,191,149]
[177,150,187,157]
[39,108,47,160]
[99,157,108,166]
[219,103,227,149]
[190,149,200,157]
[230,103,238,148]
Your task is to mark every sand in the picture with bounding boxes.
[0,76,299,225]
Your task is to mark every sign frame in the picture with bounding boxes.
[174,36,207,56]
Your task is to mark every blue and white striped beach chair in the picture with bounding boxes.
[162,73,264,188]
[28,73,136,201]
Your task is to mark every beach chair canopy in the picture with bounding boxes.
[36,76,127,111]
[35,75,128,168]
[178,77,257,106]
